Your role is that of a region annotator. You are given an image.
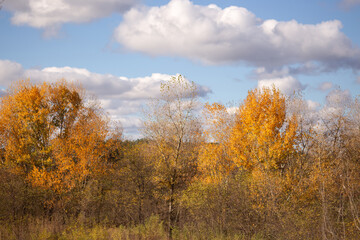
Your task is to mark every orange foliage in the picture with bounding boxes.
[229,87,298,172]
[0,80,112,194]
[199,87,298,183]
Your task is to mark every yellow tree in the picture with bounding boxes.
[230,87,298,172]
[229,87,299,234]
[198,102,235,183]
[143,75,202,239]
[0,80,113,196]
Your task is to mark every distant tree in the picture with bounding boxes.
[142,75,202,239]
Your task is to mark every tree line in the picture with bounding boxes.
[0,77,359,239]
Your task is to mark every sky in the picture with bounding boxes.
[0,0,360,138]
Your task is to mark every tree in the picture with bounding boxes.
[121,140,156,224]
[198,102,235,183]
[229,87,298,172]
[228,87,299,235]
[0,80,114,197]
[307,93,360,239]
[142,75,202,239]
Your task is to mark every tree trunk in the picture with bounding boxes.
[168,183,175,239]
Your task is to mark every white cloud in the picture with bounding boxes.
[257,76,305,95]
[318,81,333,91]
[0,59,211,138]
[0,60,24,84]
[26,67,133,97]
[4,0,138,35]
[114,0,360,71]
[226,106,238,115]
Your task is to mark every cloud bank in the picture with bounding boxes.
[4,0,139,36]
[114,0,360,71]
[257,76,305,95]
[0,59,211,137]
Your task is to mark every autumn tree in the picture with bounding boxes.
[142,75,202,239]
[230,87,298,172]
[343,97,360,238]
[0,80,115,199]
[198,102,235,183]
[227,87,299,235]
[306,92,360,239]
[120,140,156,224]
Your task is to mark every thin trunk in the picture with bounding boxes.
[138,180,144,224]
[168,183,175,239]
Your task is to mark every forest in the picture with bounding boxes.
[0,76,359,240]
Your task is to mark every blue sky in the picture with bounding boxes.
[1,0,360,137]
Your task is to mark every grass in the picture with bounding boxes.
[0,215,262,240]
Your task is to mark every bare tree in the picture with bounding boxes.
[142,75,202,239]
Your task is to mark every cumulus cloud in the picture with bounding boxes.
[257,76,305,95]
[0,60,24,84]
[23,67,211,102]
[4,0,139,35]
[114,0,360,71]
[0,59,211,138]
